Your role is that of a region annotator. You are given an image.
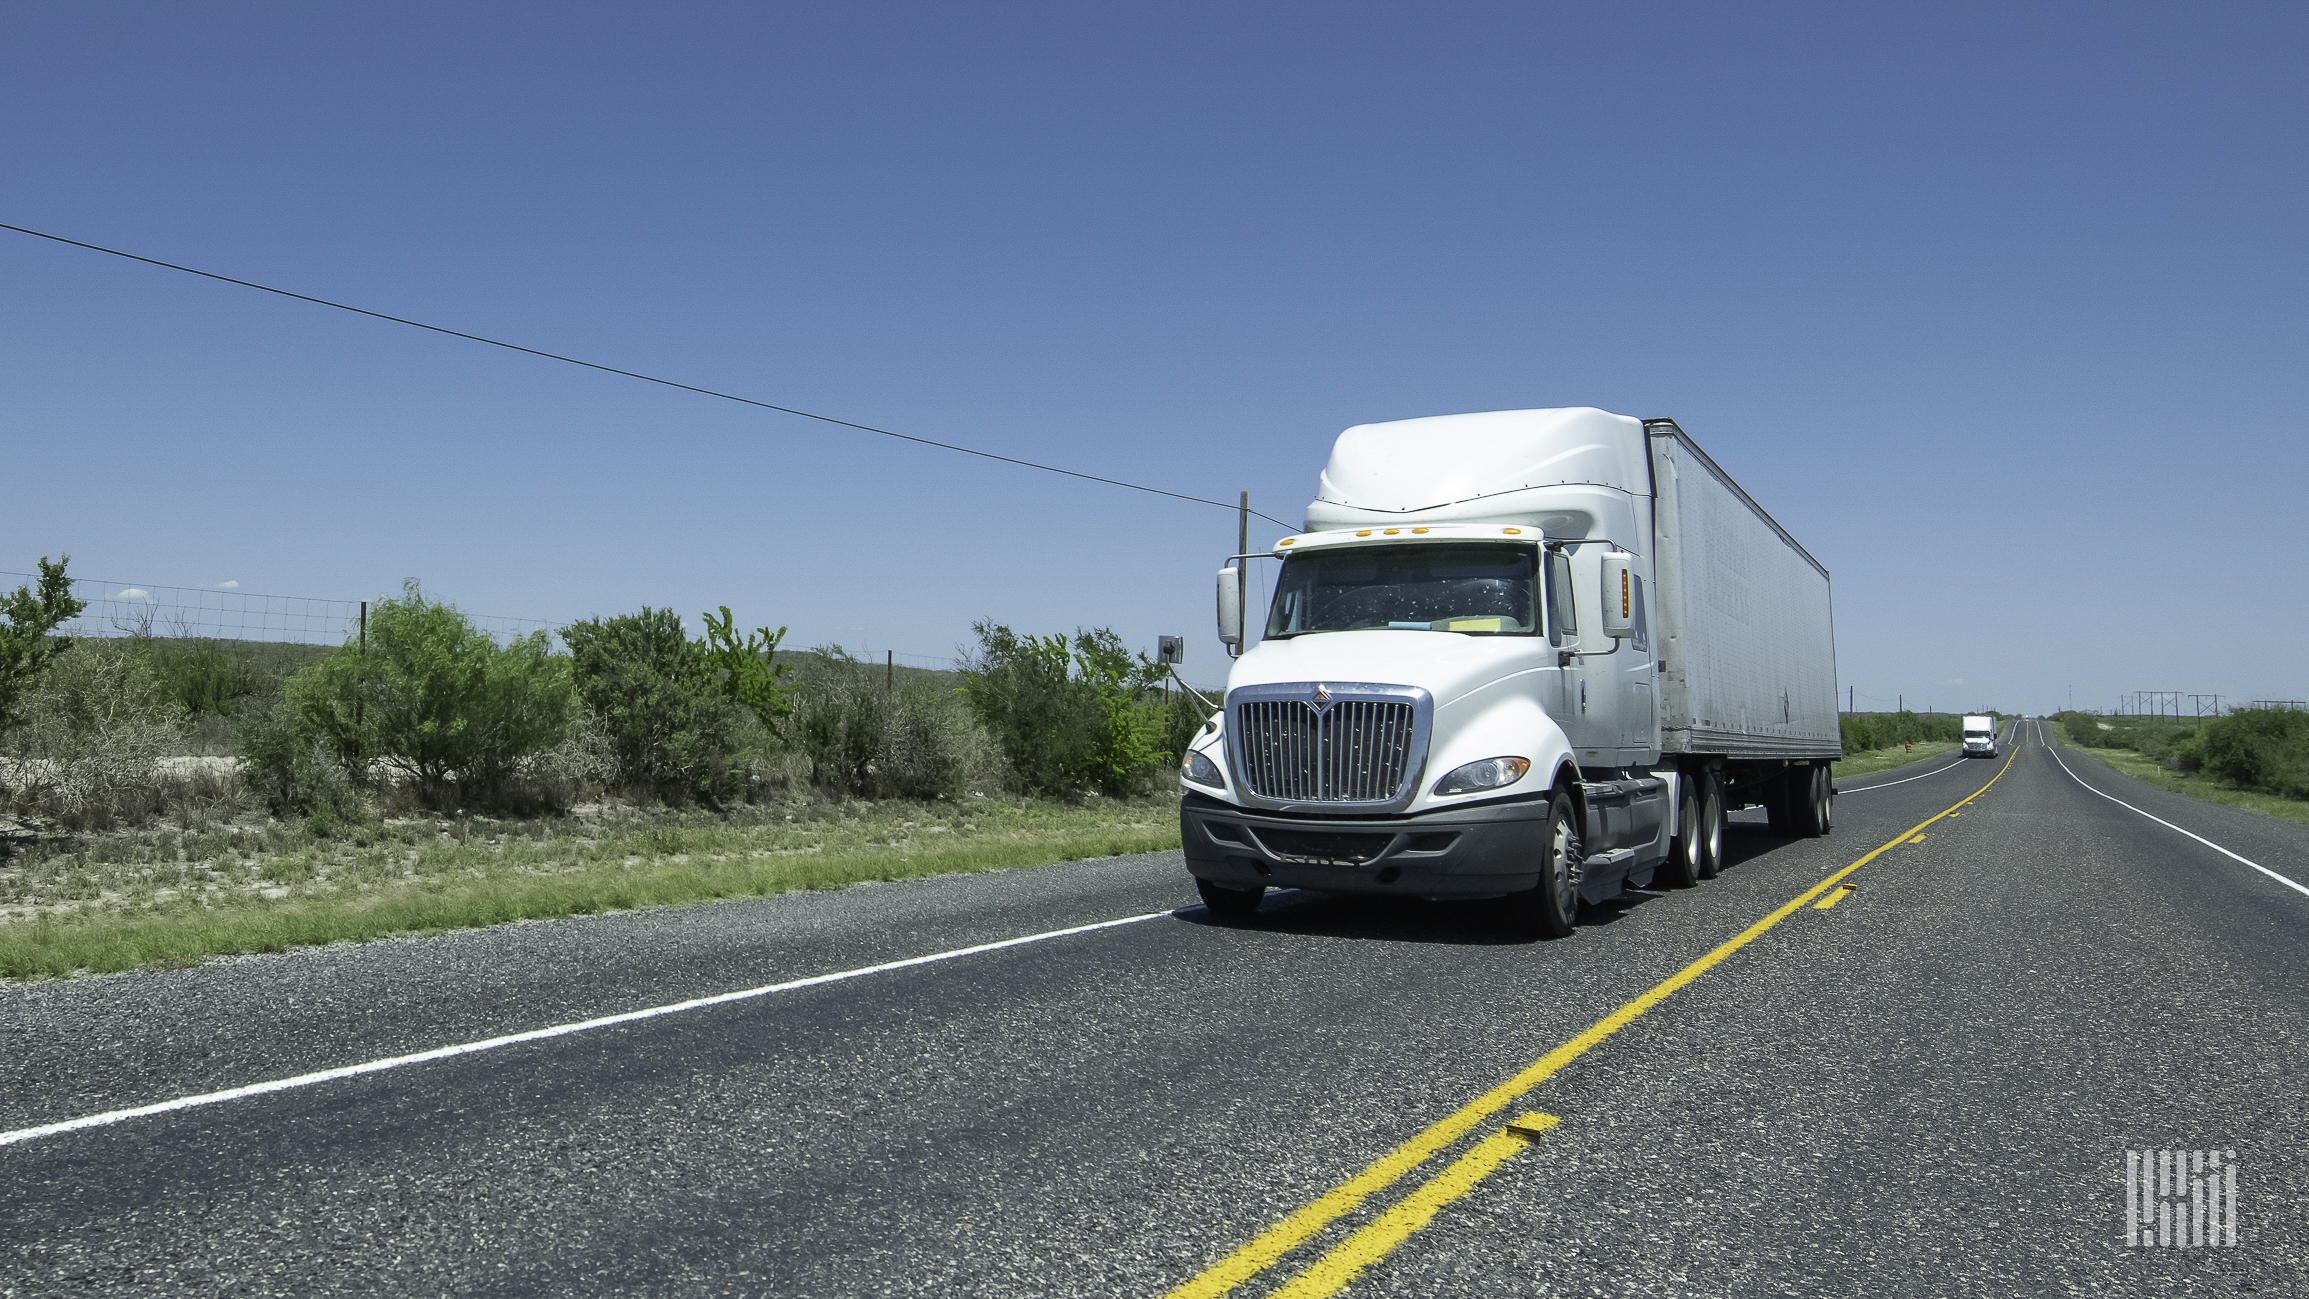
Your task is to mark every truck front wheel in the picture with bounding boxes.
[1661,777,1704,888]
[1196,878,1266,923]
[1504,790,1582,939]
[1695,773,1725,879]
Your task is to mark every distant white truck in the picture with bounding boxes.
[1178,407,1842,938]
[1962,715,1998,758]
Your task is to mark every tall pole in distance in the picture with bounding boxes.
[356,600,368,735]
[1234,491,1249,659]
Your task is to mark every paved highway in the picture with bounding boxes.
[4,720,2305,1296]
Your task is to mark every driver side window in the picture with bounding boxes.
[1546,551,1578,647]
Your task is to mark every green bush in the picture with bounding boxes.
[2199,707,2309,799]
[291,581,574,806]
[790,648,991,800]
[0,556,86,736]
[235,694,366,829]
[150,640,262,717]
[959,623,1172,797]
[1838,710,1968,754]
[562,607,752,803]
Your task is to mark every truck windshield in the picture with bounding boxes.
[1265,543,1539,638]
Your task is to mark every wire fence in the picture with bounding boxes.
[6,573,1232,690]
[4,573,552,647]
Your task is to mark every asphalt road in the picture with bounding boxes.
[4,720,2305,1297]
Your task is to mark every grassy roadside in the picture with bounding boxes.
[0,796,1183,981]
[2051,722,2309,829]
[1832,740,1962,781]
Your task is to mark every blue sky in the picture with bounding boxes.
[4,1,2303,709]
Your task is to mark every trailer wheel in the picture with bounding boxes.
[1196,878,1266,923]
[1813,764,1835,836]
[1661,777,1705,888]
[1695,774,1725,880]
[1784,764,1833,837]
[1504,790,1582,939]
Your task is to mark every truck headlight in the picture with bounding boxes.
[1183,749,1226,789]
[1433,756,1530,796]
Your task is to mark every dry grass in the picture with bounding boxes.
[1832,740,1961,781]
[0,792,1183,979]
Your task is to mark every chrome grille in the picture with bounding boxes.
[1233,698,1418,803]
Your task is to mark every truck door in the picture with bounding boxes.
[1622,571,1658,760]
[1546,548,1612,760]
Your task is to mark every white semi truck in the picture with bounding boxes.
[1962,716,1998,758]
[1178,407,1842,937]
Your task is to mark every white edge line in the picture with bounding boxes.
[2043,722,2309,902]
[0,909,1170,1149]
[1839,757,1969,792]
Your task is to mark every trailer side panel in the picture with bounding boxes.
[1649,423,1840,759]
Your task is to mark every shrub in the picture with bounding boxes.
[292,581,575,806]
[235,694,366,827]
[0,556,86,735]
[2199,707,2309,799]
[959,623,1172,797]
[790,648,993,800]
[562,607,751,803]
[150,640,262,717]
[0,637,189,829]
[1837,710,1965,753]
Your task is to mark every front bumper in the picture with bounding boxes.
[1179,791,1548,899]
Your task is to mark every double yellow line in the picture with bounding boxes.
[1165,745,2022,1299]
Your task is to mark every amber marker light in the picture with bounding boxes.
[1278,538,1296,546]
[1383,528,1401,534]
[1411,527,1429,534]
[1502,527,1523,535]
[1356,530,1373,536]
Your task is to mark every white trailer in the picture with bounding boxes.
[1180,407,1841,938]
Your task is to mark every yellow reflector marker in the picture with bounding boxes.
[1502,527,1522,535]
[1383,528,1400,534]
[1279,538,1296,546]
[1356,530,1373,537]
[1812,883,1856,910]
[1411,527,1429,534]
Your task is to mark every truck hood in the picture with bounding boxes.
[1230,631,1546,709]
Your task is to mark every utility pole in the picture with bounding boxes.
[1848,685,1854,714]
[886,649,893,695]
[1233,491,1249,658]
[356,600,368,734]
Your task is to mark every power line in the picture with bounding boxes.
[1,222,1295,531]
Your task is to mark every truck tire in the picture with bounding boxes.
[1695,773,1725,880]
[1812,764,1835,836]
[1788,764,1832,837]
[1503,789,1582,939]
[1196,878,1265,923]
[1661,776,1705,888]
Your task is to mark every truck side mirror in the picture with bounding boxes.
[1158,634,1185,664]
[1216,568,1243,647]
[1601,552,1636,639]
